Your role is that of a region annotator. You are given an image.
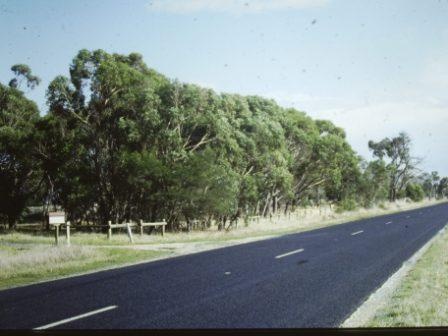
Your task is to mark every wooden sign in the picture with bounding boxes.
[48,211,65,225]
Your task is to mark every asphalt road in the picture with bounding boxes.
[1,203,448,329]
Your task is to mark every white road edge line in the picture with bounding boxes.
[351,230,364,236]
[275,248,304,259]
[34,305,117,330]
[385,221,392,225]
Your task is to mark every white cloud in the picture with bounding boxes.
[146,0,328,14]
[311,101,448,175]
[264,91,448,175]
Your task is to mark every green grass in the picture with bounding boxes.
[0,243,168,290]
[366,226,448,327]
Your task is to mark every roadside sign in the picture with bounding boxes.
[48,211,65,225]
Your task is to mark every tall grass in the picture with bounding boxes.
[0,245,98,280]
[0,243,166,290]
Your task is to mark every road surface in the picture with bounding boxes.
[1,203,447,329]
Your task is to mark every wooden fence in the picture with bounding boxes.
[51,219,167,245]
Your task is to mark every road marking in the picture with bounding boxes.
[351,230,364,236]
[34,305,117,330]
[406,215,411,218]
[275,248,304,259]
[385,221,392,225]
[224,271,231,275]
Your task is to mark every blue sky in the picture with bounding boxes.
[1,0,447,175]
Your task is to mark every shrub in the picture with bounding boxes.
[335,198,358,213]
[405,183,425,202]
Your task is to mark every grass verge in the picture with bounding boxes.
[0,244,167,290]
[3,199,446,247]
[365,225,448,327]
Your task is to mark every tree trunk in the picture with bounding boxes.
[284,201,290,215]
[262,193,271,217]
[218,216,227,231]
[8,217,17,230]
[273,194,278,215]
[255,201,260,216]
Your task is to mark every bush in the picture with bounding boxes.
[397,189,407,200]
[406,183,425,202]
[335,198,358,213]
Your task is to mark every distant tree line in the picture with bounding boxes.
[1,50,446,230]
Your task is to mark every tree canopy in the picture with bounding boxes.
[1,50,445,229]
[0,75,41,228]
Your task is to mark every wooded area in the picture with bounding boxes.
[1,50,447,231]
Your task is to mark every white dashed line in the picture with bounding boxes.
[224,271,231,275]
[275,248,304,259]
[34,305,117,330]
[385,221,392,225]
[351,230,364,236]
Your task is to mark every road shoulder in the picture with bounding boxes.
[341,223,448,327]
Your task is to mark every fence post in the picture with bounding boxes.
[162,219,166,236]
[139,219,143,236]
[54,224,59,245]
[107,221,112,239]
[66,221,71,246]
[126,222,134,243]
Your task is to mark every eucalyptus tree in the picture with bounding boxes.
[357,159,390,207]
[368,132,420,202]
[430,171,440,198]
[41,49,366,228]
[8,64,41,90]
[282,111,360,207]
[437,177,448,198]
[242,96,292,217]
[0,65,41,228]
[46,49,167,224]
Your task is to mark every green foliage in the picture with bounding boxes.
[8,64,41,90]
[368,132,419,202]
[437,178,448,198]
[419,171,441,199]
[0,79,41,228]
[335,198,358,213]
[405,183,425,202]
[1,50,440,230]
[357,159,390,207]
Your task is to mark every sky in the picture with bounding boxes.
[1,0,447,175]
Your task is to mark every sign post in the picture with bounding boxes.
[126,222,134,243]
[66,221,71,246]
[48,212,66,246]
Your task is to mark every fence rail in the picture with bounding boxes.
[139,220,166,236]
[49,220,167,245]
